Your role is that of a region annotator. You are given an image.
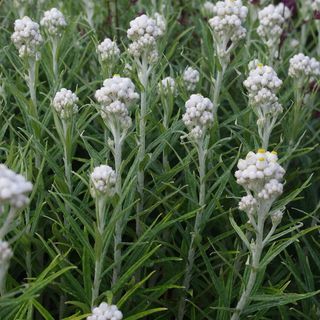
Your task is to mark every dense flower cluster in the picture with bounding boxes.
[257,4,291,58]
[97,38,120,63]
[90,165,116,197]
[95,76,138,130]
[235,149,285,216]
[11,16,43,60]
[87,302,123,320]
[154,12,166,34]
[52,88,79,119]
[312,0,320,11]
[158,77,176,95]
[208,0,248,61]
[288,53,320,80]
[40,8,67,37]
[244,62,283,112]
[0,164,33,208]
[127,14,164,62]
[183,67,200,92]
[182,94,214,140]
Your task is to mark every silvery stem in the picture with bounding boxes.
[92,196,107,306]
[136,56,149,237]
[112,129,122,286]
[0,207,17,239]
[178,139,207,320]
[52,37,59,85]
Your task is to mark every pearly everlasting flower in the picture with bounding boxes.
[182,94,214,140]
[11,16,43,60]
[244,62,283,113]
[0,165,33,208]
[95,76,138,132]
[203,1,215,17]
[208,0,248,62]
[154,12,166,34]
[87,302,123,320]
[127,14,163,62]
[90,165,116,197]
[239,194,257,215]
[270,209,284,225]
[95,76,139,107]
[0,241,13,266]
[158,77,176,95]
[288,53,320,81]
[235,149,285,195]
[97,38,120,63]
[257,4,291,58]
[40,8,67,37]
[183,67,200,92]
[52,88,79,119]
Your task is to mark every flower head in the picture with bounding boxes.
[288,53,320,80]
[158,77,176,95]
[127,14,163,62]
[208,0,248,60]
[257,4,291,58]
[90,165,116,198]
[235,150,285,195]
[40,8,67,37]
[183,67,200,92]
[97,38,120,63]
[52,88,79,119]
[11,16,43,60]
[182,94,214,140]
[0,165,33,208]
[244,62,283,111]
[87,302,123,320]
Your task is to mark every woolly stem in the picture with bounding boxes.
[62,120,73,194]
[231,204,267,320]
[0,207,17,239]
[27,58,41,168]
[162,99,170,170]
[177,138,207,320]
[136,56,149,237]
[91,196,107,306]
[112,129,122,286]
[213,63,226,115]
[52,37,59,85]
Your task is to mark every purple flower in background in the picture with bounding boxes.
[314,11,320,20]
[250,0,260,4]
[281,0,297,16]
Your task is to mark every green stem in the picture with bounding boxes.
[177,139,207,320]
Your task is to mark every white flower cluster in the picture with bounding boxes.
[244,62,283,113]
[95,76,138,130]
[0,164,33,208]
[236,149,284,195]
[127,14,164,62]
[40,8,67,37]
[182,94,214,140]
[312,0,320,11]
[183,67,200,92]
[0,241,13,266]
[208,0,248,60]
[87,302,123,320]
[154,12,166,34]
[90,165,116,197]
[52,88,79,119]
[235,149,285,221]
[288,53,320,80]
[158,77,176,95]
[203,1,215,17]
[11,16,43,60]
[257,4,291,57]
[97,38,120,63]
